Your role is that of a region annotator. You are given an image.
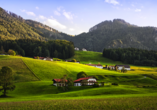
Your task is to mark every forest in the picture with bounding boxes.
[0,39,75,59]
[103,48,157,66]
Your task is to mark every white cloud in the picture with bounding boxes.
[21,9,26,12]
[26,12,36,16]
[21,9,36,16]
[105,0,119,5]
[135,9,141,12]
[43,18,66,29]
[57,6,63,11]
[69,28,75,31]
[63,10,74,20]
[36,7,39,10]
[54,10,61,16]
[39,15,47,20]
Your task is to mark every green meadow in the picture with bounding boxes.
[0,51,157,109]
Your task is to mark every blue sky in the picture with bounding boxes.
[1,0,157,35]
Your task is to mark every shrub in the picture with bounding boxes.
[93,83,99,87]
[111,82,118,86]
[71,59,76,62]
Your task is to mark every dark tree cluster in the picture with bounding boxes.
[0,38,75,59]
[103,48,157,67]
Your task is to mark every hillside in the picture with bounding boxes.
[25,20,72,41]
[0,51,157,110]
[72,19,157,52]
[0,7,46,40]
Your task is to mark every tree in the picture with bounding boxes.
[0,66,15,97]
[121,66,127,73]
[77,71,88,79]
[8,49,16,56]
[67,78,73,86]
[71,59,76,62]
[54,50,58,58]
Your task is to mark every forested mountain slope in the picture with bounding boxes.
[1,6,157,52]
[0,7,46,40]
[72,19,157,52]
[25,20,72,41]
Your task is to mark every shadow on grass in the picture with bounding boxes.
[0,95,14,98]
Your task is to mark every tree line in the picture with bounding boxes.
[0,38,75,59]
[103,48,157,66]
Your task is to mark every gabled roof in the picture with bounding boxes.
[53,79,67,83]
[116,65,130,68]
[34,56,45,59]
[74,77,94,83]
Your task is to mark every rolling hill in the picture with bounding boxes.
[0,51,157,110]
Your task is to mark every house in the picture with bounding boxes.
[86,64,103,69]
[65,60,80,63]
[115,65,130,70]
[74,47,79,51]
[74,77,97,86]
[52,79,68,87]
[43,57,53,61]
[82,48,87,51]
[108,66,116,70]
[34,56,53,61]
[34,56,45,60]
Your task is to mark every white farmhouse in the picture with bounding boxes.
[86,64,103,69]
[82,48,87,51]
[74,77,97,86]
[116,65,130,70]
[74,47,79,51]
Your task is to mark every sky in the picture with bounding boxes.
[1,0,157,35]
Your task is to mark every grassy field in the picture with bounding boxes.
[0,51,157,109]
[69,51,123,65]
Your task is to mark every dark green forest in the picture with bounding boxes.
[72,19,157,52]
[103,48,157,66]
[0,39,74,59]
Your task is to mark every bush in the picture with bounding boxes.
[93,83,99,87]
[71,59,76,62]
[111,82,118,86]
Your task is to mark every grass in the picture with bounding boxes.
[1,51,157,109]
[0,96,157,110]
[69,51,123,65]
[0,56,38,82]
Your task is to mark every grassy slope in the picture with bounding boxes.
[69,51,123,65]
[0,51,157,107]
[0,56,38,82]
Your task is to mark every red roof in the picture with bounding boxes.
[53,79,67,83]
[74,77,93,83]
[34,56,45,59]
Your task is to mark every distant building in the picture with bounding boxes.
[116,65,130,70]
[52,79,68,87]
[74,47,79,51]
[86,64,103,69]
[74,77,97,86]
[34,56,53,61]
[43,57,53,61]
[82,48,87,51]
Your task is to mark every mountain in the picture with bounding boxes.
[0,7,46,40]
[25,20,72,41]
[1,6,157,52]
[72,19,157,52]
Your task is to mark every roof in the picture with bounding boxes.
[34,56,45,59]
[53,79,67,83]
[74,77,94,83]
[86,64,102,66]
[116,65,130,68]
